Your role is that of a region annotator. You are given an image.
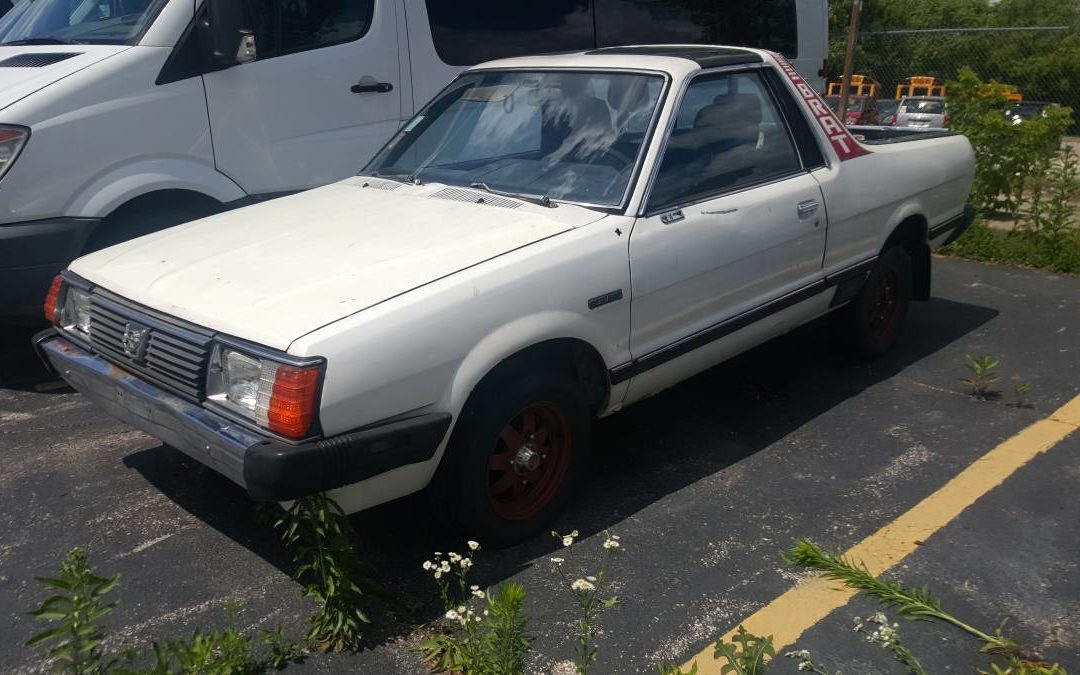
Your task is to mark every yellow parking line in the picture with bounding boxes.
[685,393,1080,674]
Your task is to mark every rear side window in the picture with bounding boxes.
[594,0,798,59]
[246,0,374,59]
[648,72,801,210]
[424,0,594,66]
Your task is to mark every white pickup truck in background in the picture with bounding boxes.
[37,46,974,545]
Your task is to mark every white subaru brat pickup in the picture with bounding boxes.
[37,46,975,545]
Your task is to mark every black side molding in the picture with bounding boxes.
[929,206,976,247]
[244,413,453,501]
[610,259,877,384]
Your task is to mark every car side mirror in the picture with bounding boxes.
[203,0,256,67]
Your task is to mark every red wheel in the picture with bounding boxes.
[431,370,591,547]
[487,402,574,521]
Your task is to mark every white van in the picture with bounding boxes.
[0,0,826,320]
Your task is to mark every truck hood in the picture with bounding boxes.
[70,177,607,350]
[0,45,130,112]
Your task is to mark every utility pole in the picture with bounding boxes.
[838,0,863,121]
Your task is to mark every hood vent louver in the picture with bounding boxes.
[0,52,82,67]
[357,178,403,191]
[430,187,521,210]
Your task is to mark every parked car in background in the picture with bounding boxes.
[896,96,948,128]
[1004,101,1061,125]
[824,95,879,125]
[0,0,828,321]
[37,47,975,544]
[877,99,901,125]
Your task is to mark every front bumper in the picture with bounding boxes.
[37,333,451,501]
[0,218,98,320]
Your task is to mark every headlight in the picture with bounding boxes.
[59,286,91,336]
[207,344,322,439]
[0,126,29,182]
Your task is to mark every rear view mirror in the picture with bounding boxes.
[203,0,256,67]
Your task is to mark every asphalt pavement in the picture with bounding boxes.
[1,257,1077,674]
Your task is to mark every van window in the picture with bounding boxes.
[648,72,801,209]
[246,0,374,59]
[595,0,798,59]
[424,0,593,66]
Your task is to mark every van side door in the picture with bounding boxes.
[202,0,405,195]
[621,69,829,395]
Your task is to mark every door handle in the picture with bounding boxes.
[702,208,738,215]
[351,81,393,94]
[797,200,819,219]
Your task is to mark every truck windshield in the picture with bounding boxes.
[365,70,666,209]
[0,0,168,46]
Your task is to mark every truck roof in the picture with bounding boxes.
[472,45,769,80]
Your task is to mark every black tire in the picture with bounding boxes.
[834,246,913,359]
[84,203,215,254]
[432,369,591,548]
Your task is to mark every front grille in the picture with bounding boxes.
[87,296,212,402]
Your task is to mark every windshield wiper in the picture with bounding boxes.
[469,182,557,208]
[1,37,77,46]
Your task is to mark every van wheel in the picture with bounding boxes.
[834,246,912,359]
[436,370,590,548]
[84,200,216,253]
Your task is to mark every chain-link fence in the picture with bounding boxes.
[828,26,1080,130]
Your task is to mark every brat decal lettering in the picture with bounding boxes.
[769,52,871,161]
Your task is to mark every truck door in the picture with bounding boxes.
[624,70,828,388]
[202,0,405,195]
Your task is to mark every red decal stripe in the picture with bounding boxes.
[768,52,871,161]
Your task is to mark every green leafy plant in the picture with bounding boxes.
[1022,147,1079,239]
[946,68,1073,218]
[260,627,307,670]
[145,626,258,675]
[1010,376,1034,408]
[982,657,1069,675]
[550,530,622,675]
[783,539,1065,672]
[713,626,775,675]
[272,493,370,652]
[26,548,120,675]
[417,541,533,674]
[853,612,926,675]
[963,354,1001,400]
[481,582,531,675]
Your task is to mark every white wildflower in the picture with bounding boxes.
[434,570,442,579]
[448,552,462,563]
[471,585,485,599]
[603,539,620,549]
[467,540,480,551]
[586,576,597,582]
[445,610,460,621]
[423,561,433,570]
[571,578,596,591]
[563,535,575,547]
[460,558,473,570]
[439,560,451,573]
[550,557,564,565]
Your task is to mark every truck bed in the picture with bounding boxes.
[849,126,956,145]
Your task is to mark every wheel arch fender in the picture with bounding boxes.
[879,201,931,301]
[446,311,619,425]
[65,157,246,220]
